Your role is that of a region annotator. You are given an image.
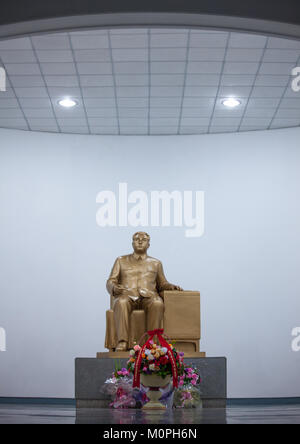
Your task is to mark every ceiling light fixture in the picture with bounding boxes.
[58,98,78,108]
[222,98,241,108]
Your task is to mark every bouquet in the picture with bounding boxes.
[179,366,201,387]
[173,366,202,409]
[101,361,136,409]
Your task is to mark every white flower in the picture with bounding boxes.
[149,364,156,371]
[129,349,135,356]
[161,347,168,354]
[145,349,151,355]
[147,353,154,361]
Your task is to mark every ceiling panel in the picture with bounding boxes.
[228,33,267,48]
[0,27,299,135]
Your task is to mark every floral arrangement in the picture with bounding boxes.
[101,361,136,409]
[112,360,130,380]
[127,341,184,378]
[174,365,202,409]
[102,338,202,409]
[179,366,201,387]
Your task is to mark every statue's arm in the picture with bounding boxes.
[106,257,121,296]
[156,261,183,292]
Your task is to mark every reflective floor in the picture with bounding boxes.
[0,403,300,424]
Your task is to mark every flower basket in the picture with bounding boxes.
[127,328,184,410]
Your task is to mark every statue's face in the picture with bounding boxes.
[132,232,150,254]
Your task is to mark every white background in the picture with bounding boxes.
[0,127,299,398]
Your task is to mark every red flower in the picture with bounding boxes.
[160,356,168,366]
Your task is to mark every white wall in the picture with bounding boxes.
[0,127,299,398]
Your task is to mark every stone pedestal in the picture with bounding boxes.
[75,357,227,408]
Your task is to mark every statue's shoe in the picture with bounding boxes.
[116,341,128,351]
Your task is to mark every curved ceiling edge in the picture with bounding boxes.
[0,13,300,41]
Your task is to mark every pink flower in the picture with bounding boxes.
[191,379,197,385]
[142,366,147,372]
[134,345,141,352]
[179,380,184,386]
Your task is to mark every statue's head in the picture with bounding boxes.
[132,231,150,255]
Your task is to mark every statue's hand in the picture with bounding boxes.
[138,288,152,298]
[170,284,183,291]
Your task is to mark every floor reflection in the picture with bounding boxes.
[1,403,300,424]
[75,407,227,424]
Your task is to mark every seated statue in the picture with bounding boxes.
[106,231,183,351]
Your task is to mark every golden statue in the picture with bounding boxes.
[102,232,205,358]
[106,232,183,351]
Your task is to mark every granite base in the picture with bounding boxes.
[75,357,227,408]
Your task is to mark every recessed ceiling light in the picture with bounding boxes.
[58,98,78,108]
[222,98,241,108]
